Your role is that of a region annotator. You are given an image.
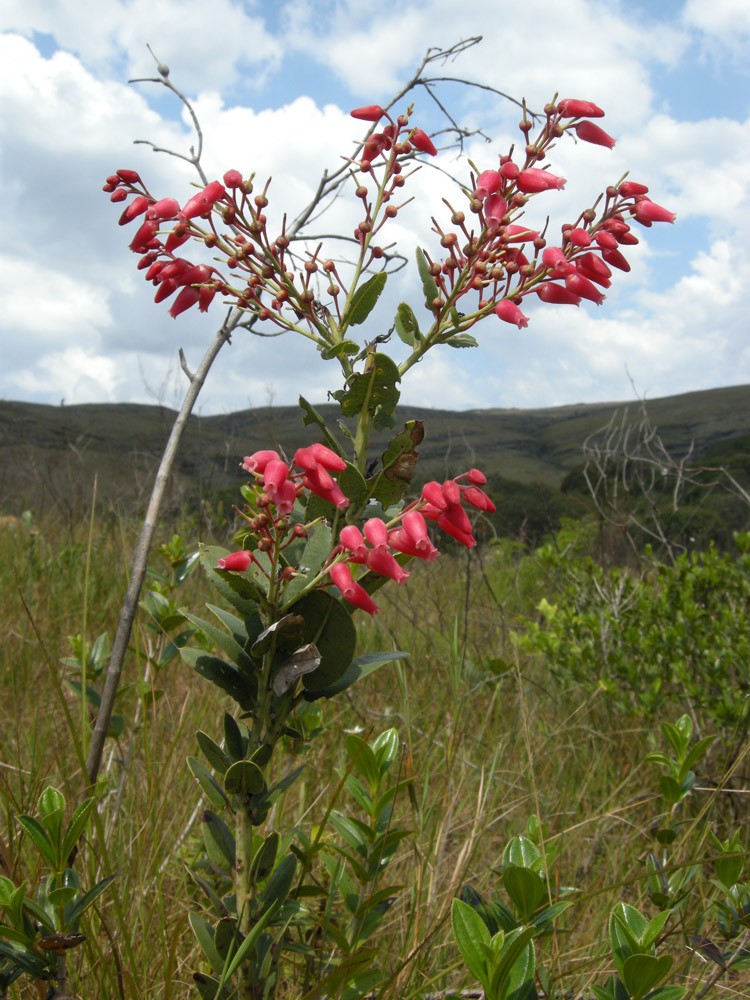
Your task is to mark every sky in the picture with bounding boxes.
[1,0,749,416]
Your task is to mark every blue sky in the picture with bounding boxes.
[1,0,749,414]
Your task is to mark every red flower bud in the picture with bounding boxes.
[329,563,379,614]
[569,228,592,247]
[557,99,605,119]
[574,121,616,149]
[618,181,649,198]
[474,170,503,199]
[576,252,612,287]
[217,550,254,571]
[168,286,200,317]
[129,219,159,251]
[632,198,676,225]
[602,247,631,272]
[503,225,539,242]
[119,195,149,225]
[110,189,127,203]
[116,169,141,184]
[565,272,605,305]
[543,247,575,276]
[516,168,566,193]
[537,282,582,305]
[410,128,437,156]
[350,105,386,122]
[223,169,243,187]
[495,299,529,329]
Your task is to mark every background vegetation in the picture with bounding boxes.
[1,388,749,998]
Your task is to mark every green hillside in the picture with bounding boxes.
[1,385,748,516]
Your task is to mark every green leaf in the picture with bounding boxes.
[192,972,233,1000]
[298,397,346,456]
[416,248,439,306]
[16,817,56,868]
[452,898,490,988]
[679,735,715,784]
[187,756,230,809]
[282,522,333,603]
[345,272,387,328]
[189,911,225,976]
[394,302,421,346]
[223,713,246,761]
[487,925,537,1000]
[503,868,546,922]
[621,954,673,1000]
[338,354,401,421]
[642,988,687,1000]
[373,728,399,773]
[294,590,357,693]
[346,735,380,790]
[251,832,279,881]
[61,798,95,864]
[445,334,478,349]
[0,939,53,980]
[502,837,542,872]
[196,731,231,775]
[303,650,410,701]
[202,811,236,872]
[223,760,266,797]
[182,611,256,675]
[321,339,361,360]
[260,855,297,914]
[64,874,117,927]
[180,647,257,712]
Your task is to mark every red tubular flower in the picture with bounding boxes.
[147,197,180,222]
[574,121,616,149]
[365,546,409,584]
[442,480,461,506]
[154,278,178,303]
[263,459,290,496]
[594,231,618,250]
[178,264,213,287]
[633,198,676,225]
[537,282,582,305]
[576,252,612,287]
[462,486,496,512]
[119,196,150,225]
[422,481,448,510]
[129,219,159,252]
[168,286,200,318]
[273,479,297,516]
[145,260,166,282]
[339,525,368,562]
[557,99,605,119]
[602,247,631,272]
[500,161,520,179]
[484,194,508,229]
[618,181,649,198]
[440,501,473,536]
[495,299,529,329]
[329,563,379,615]
[617,231,640,246]
[304,466,349,509]
[242,450,280,474]
[308,443,347,471]
[158,258,193,282]
[410,128,437,156]
[401,511,439,559]
[217,550,254,572]
[516,168,566,193]
[566,272,605,305]
[474,170,503,199]
[542,247,575,276]
[350,104,385,122]
[389,527,439,562]
[180,180,226,220]
[198,285,217,312]
[164,228,191,253]
[569,228,592,247]
[503,225,539,242]
[116,168,141,184]
[363,518,389,548]
[437,512,476,548]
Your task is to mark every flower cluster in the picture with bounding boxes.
[421,98,675,330]
[218,448,495,616]
[103,104,439,334]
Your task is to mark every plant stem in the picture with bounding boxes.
[85,312,239,787]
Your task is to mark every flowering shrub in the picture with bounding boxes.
[104,95,677,1000]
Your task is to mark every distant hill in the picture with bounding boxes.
[1,385,748,516]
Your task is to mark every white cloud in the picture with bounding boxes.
[683,0,750,59]
[0,0,282,92]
